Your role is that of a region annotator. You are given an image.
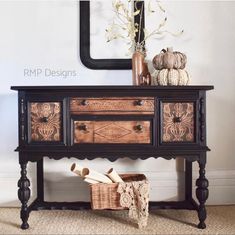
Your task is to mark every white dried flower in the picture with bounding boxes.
[106,0,183,55]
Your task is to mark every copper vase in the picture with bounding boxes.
[132,51,145,86]
[132,51,151,86]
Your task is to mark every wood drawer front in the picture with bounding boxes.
[73,121,151,144]
[29,102,62,142]
[70,97,154,114]
[162,102,195,142]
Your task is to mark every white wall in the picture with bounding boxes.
[0,1,234,207]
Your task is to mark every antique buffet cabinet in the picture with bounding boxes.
[11,85,213,229]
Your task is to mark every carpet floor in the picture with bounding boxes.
[0,206,235,234]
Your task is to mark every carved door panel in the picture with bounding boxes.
[29,102,62,142]
[162,102,195,142]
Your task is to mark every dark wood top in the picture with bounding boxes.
[11,85,214,91]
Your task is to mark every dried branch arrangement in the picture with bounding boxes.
[105,0,183,54]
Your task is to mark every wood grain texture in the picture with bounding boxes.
[30,102,62,141]
[70,97,154,115]
[162,102,194,142]
[74,121,151,144]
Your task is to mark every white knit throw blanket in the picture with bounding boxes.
[117,180,150,228]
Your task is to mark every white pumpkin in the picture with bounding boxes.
[157,69,190,86]
[178,70,190,85]
[151,70,160,85]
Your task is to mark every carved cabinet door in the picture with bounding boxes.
[29,102,63,142]
[161,102,195,143]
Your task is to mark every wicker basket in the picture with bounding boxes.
[90,174,146,210]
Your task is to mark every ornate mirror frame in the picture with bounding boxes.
[79,1,145,70]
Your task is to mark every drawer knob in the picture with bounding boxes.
[77,123,88,131]
[135,100,144,106]
[173,116,182,123]
[41,117,49,123]
[135,124,143,131]
[80,100,89,106]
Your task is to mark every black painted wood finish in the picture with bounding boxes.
[11,85,213,230]
[18,162,30,229]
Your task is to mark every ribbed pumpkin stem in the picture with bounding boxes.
[167,47,173,52]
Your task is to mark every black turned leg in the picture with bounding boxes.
[18,163,31,229]
[37,159,44,202]
[185,160,192,201]
[196,161,209,229]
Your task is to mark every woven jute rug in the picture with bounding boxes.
[0,206,234,234]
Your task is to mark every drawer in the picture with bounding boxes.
[73,120,151,144]
[162,102,195,142]
[70,97,154,115]
[29,102,62,142]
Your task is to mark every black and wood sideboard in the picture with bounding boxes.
[11,85,213,230]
